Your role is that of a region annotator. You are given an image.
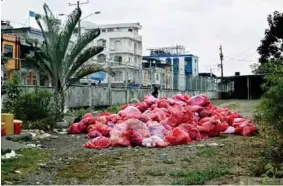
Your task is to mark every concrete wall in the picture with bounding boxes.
[17,85,220,108]
[66,86,219,108]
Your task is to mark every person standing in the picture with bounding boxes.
[152,86,159,98]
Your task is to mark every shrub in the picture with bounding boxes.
[2,74,22,113]
[14,89,55,123]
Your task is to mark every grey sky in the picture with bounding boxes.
[2,0,283,76]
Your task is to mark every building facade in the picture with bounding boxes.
[80,21,143,87]
[1,22,46,86]
[144,46,199,90]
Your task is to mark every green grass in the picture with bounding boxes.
[1,148,49,184]
[196,147,219,156]
[170,165,230,185]
[104,105,122,114]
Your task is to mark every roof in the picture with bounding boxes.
[142,56,162,62]
[199,72,217,78]
[220,74,266,79]
[99,23,142,29]
[143,54,197,58]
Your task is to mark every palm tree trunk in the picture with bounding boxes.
[54,90,65,122]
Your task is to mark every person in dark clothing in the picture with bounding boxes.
[152,86,159,98]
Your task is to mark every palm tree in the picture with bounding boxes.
[25,4,114,121]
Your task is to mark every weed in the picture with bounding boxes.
[170,165,230,185]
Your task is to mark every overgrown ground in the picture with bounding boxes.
[2,100,278,185]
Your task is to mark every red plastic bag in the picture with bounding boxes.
[86,130,102,138]
[241,123,256,136]
[108,114,121,123]
[178,123,201,141]
[188,95,210,106]
[187,105,204,112]
[82,113,94,119]
[68,123,83,134]
[165,128,191,145]
[83,136,111,149]
[94,122,111,136]
[136,102,149,112]
[87,117,96,125]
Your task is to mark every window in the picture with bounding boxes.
[134,43,137,54]
[114,40,121,51]
[114,56,123,65]
[156,73,159,81]
[3,44,13,58]
[97,54,106,63]
[114,71,123,81]
[107,28,114,32]
[102,29,106,32]
[97,39,106,48]
[134,57,137,63]
[128,40,132,47]
[128,28,133,32]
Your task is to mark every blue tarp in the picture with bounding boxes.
[89,72,105,81]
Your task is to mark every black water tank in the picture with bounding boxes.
[235,72,240,76]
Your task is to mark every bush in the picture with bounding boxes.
[14,89,55,123]
[2,74,22,113]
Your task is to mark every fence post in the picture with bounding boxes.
[88,80,92,108]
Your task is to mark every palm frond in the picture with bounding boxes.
[66,63,115,87]
[57,7,81,67]
[65,28,101,70]
[66,46,104,79]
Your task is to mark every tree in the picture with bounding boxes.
[26,4,114,121]
[257,11,283,64]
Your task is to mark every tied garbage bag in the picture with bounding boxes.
[188,94,210,106]
[110,123,131,147]
[83,136,111,149]
[86,130,102,138]
[147,121,167,138]
[165,128,191,145]
[68,123,83,134]
[144,95,157,105]
[178,123,201,141]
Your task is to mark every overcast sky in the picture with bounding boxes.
[2,0,283,76]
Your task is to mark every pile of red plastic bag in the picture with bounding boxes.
[68,94,257,149]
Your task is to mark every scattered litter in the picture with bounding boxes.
[26,144,36,148]
[53,129,68,135]
[67,94,257,149]
[2,150,17,159]
[14,170,22,175]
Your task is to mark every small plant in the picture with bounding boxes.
[104,105,122,114]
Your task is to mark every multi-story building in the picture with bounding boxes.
[1,21,46,86]
[141,57,172,89]
[80,21,143,87]
[143,46,199,90]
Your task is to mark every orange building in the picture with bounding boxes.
[1,34,20,80]
[1,34,37,85]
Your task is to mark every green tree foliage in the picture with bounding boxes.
[257,11,283,71]
[25,4,114,121]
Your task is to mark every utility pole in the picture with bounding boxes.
[219,45,224,78]
[68,0,89,39]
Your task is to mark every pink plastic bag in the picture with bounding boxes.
[144,95,157,105]
[188,95,210,106]
[142,136,168,147]
[147,121,167,138]
[86,130,102,138]
[110,123,131,147]
[68,123,83,134]
[178,123,201,141]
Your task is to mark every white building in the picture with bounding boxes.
[80,21,143,86]
[144,46,199,90]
